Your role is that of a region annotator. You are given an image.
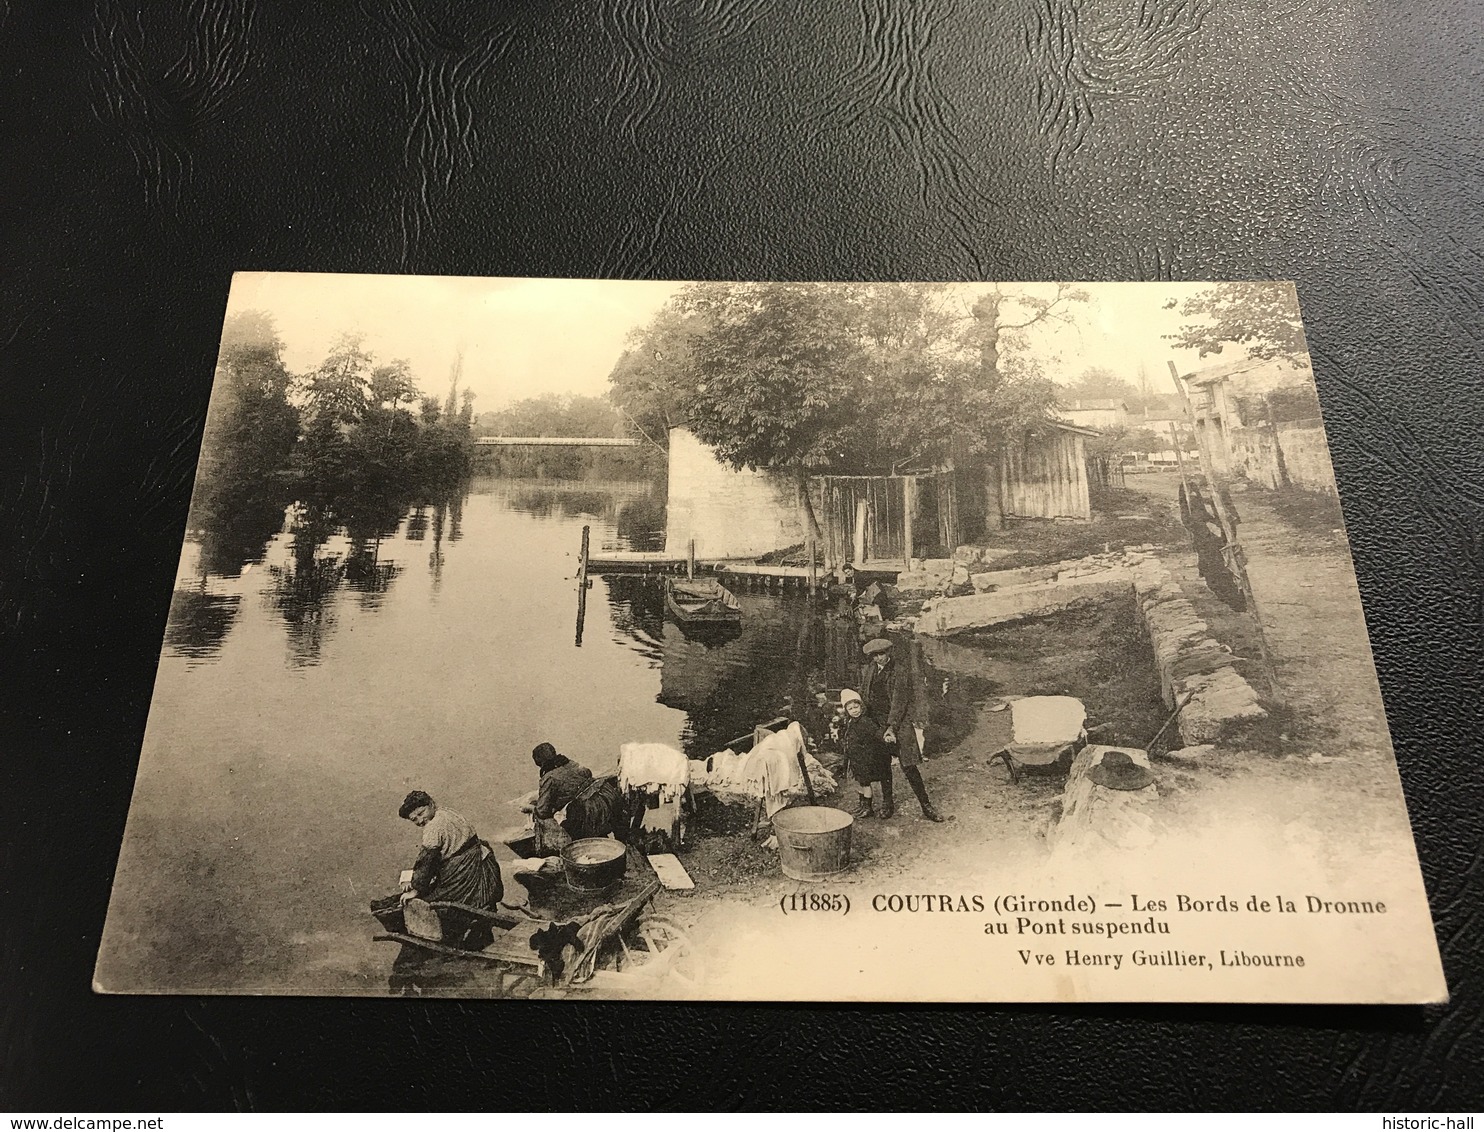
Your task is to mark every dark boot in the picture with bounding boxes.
[904,766,945,822]
[876,777,894,820]
[849,792,873,819]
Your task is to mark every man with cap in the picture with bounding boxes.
[859,636,946,822]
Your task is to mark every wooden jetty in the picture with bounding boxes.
[582,530,899,593]
[584,550,725,573]
[583,550,821,589]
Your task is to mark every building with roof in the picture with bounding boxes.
[1059,399,1129,431]
[1181,358,1335,493]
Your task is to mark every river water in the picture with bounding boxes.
[98,471,868,994]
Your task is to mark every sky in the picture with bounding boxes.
[222,274,1261,411]
[224,273,682,413]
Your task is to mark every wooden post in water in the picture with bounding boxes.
[687,538,696,580]
[575,524,590,647]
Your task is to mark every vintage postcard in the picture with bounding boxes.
[95,275,1446,1002]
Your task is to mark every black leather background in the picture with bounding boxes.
[2,0,1481,1112]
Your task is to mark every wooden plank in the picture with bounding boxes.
[901,475,914,572]
[717,563,812,578]
[586,555,814,579]
[646,853,695,891]
[588,550,687,564]
[576,524,590,646]
[372,932,543,969]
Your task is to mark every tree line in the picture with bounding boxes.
[190,311,474,574]
[603,281,1306,480]
[606,282,1090,477]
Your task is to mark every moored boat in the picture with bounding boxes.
[664,577,742,624]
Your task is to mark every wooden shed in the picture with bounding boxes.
[813,469,957,572]
[995,422,1096,523]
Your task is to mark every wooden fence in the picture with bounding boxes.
[814,470,956,571]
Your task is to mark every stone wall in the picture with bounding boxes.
[1128,553,1268,744]
[1275,423,1338,493]
[1222,422,1338,494]
[664,428,806,559]
[899,543,1269,748]
[1225,425,1286,490]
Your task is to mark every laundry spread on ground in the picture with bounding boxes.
[689,722,838,818]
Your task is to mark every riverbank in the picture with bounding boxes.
[641,473,1415,997]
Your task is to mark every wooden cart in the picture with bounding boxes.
[370,876,700,997]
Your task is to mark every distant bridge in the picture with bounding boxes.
[473,436,642,447]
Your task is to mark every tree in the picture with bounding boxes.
[1063,366,1139,405]
[302,332,373,423]
[1165,282,1309,362]
[368,360,418,409]
[1123,426,1174,454]
[477,393,622,439]
[966,283,1090,381]
[606,304,708,448]
[192,311,301,572]
[639,282,867,472]
[609,282,1077,477]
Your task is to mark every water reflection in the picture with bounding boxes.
[491,479,665,551]
[265,532,346,668]
[193,491,288,579]
[122,464,1010,994]
[615,495,665,552]
[345,540,402,609]
[602,576,665,664]
[164,587,242,662]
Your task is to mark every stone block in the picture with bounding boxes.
[1050,745,1160,855]
[1145,602,1204,638]
[1165,641,1235,684]
[953,545,982,564]
[1178,668,1267,743]
[917,572,1132,636]
[968,563,1060,590]
[893,569,946,595]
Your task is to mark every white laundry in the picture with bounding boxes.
[618,742,690,803]
[688,722,837,818]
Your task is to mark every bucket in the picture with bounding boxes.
[561,837,627,892]
[772,806,853,881]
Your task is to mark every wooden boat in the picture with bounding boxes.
[664,576,741,624]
